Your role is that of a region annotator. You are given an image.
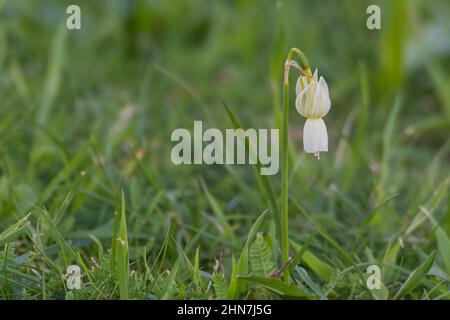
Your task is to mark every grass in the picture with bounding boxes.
[0,0,449,300]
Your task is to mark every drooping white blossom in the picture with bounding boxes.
[295,69,331,159]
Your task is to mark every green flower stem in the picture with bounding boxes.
[288,48,310,72]
[281,75,290,283]
[281,48,310,284]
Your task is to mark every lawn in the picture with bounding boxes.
[0,0,449,300]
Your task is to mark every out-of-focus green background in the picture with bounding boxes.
[0,0,449,299]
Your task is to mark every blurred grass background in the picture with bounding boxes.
[0,0,449,299]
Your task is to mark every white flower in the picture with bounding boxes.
[295,69,330,159]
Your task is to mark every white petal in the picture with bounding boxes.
[312,68,318,81]
[295,77,301,96]
[308,77,329,118]
[295,80,314,117]
[318,77,331,116]
[311,80,322,117]
[319,76,329,97]
[303,118,328,154]
[295,76,309,97]
[295,90,307,117]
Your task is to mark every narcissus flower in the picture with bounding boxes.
[295,69,330,159]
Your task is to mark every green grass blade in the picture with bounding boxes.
[117,190,129,300]
[237,276,313,299]
[394,251,436,299]
[294,266,327,300]
[110,191,120,273]
[290,241,334,282]
[0,214,31,246]
[227,254,238,299]
[435,228,450,275]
